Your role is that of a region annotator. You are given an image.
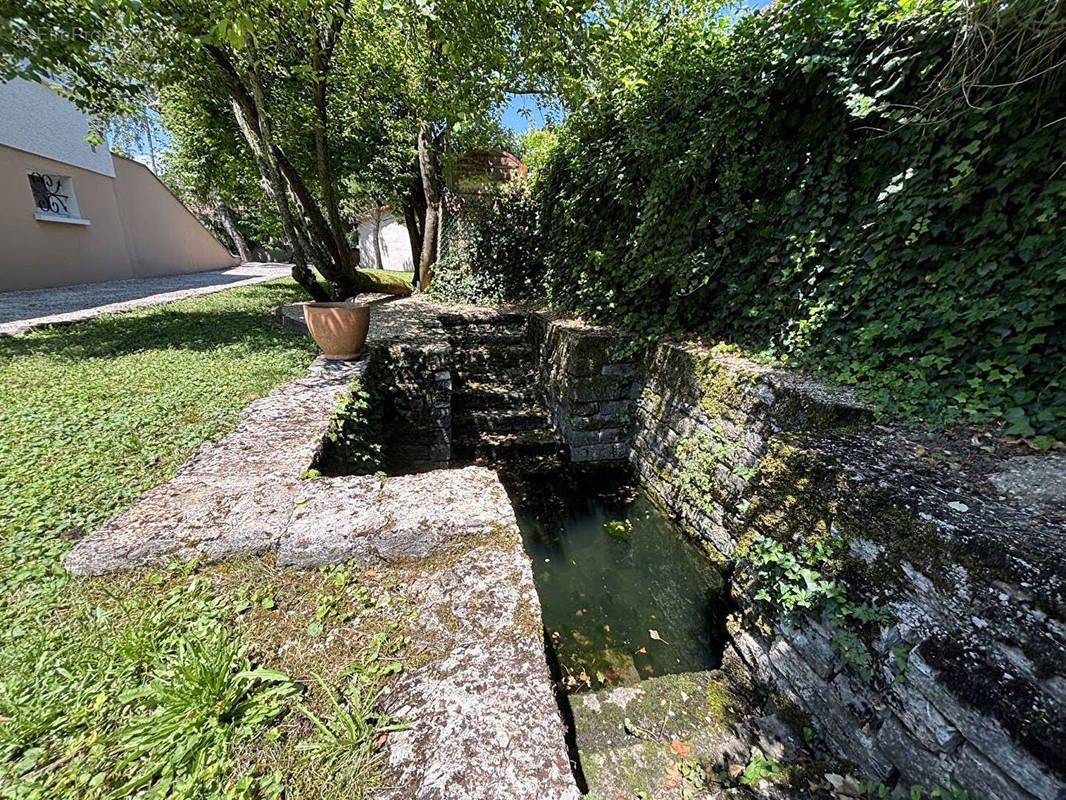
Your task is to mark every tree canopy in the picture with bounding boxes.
[1,0,602,297]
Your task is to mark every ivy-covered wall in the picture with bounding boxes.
[531,0,1066,441]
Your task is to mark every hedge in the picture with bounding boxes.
[525,0,1066,441]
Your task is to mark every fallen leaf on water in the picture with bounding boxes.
[636,646,647,654]
[670,739,692,757]
[649,629,668,643]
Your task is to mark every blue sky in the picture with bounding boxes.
[501,93,565,133]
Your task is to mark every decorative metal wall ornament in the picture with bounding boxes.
[28,173,71,215]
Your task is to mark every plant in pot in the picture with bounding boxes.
[303,302,371,360]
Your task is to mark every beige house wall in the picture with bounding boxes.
[0,146,135,291]
[111,155,236,278]
[0,145,236,292]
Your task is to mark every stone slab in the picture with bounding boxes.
[379,538,580,800]
[63,357,365,575]
[279,467,515,567]
[989,454,1066,513]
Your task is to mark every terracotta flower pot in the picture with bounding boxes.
[303,302,370,360]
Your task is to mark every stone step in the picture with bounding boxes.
[494,450,568,476]
[450,428,566,478]
[571,671,803,800]
[438,308,527,328]
[453,381,540,410]
[449,327,529,346]
[451,344,532,373]
[472,428,565,460]
[453,407,552,436]
[453,366,537,388]
[573,672,737,756]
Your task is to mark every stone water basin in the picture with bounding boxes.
[506,468,727,693]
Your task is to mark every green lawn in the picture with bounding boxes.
[0,280,317,547]
[0,280,407,800]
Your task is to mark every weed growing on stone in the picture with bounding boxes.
[858,778,976,799]
[740,534,893,681]
[674,426,738,514]
[737,753,781,785]
[317,388,384,476]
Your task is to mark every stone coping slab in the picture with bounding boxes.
[280,468,515,567]
[64,298,451,576]
[381,536,580,799]
[63,356,366,575]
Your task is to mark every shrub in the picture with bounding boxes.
[432,183,545,305]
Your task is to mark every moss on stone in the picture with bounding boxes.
[674,427,738,514]
[640,387,665,423]
[772,693,815,744]
[565,335,614,378]
[695,357,760,421]
[705,677,731,723]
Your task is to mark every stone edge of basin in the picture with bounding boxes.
[59,327,581,799]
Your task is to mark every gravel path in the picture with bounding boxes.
[0,263,292,336]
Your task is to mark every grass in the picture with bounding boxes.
[0,280,411,799]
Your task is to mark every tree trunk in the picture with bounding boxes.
[144,110,158,173]
[372,206,384,269]
[275,152,353,290]
[311,33,356,276]
[207,43,347,299]
[229,95,327,301]
[417,123,443,292]
[402,201,422,271]
[216,199,251,261]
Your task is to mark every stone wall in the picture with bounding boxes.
[724,430,1065,800]
[528,312,639,463]
[530,313,1065,800]
[367,341,452,473]
[629,342,871,557]
[364,300,453,473]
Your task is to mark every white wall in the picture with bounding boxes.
[0,78,115,177]
[358,211,414,271]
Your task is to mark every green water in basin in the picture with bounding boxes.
[508,470,727,693]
